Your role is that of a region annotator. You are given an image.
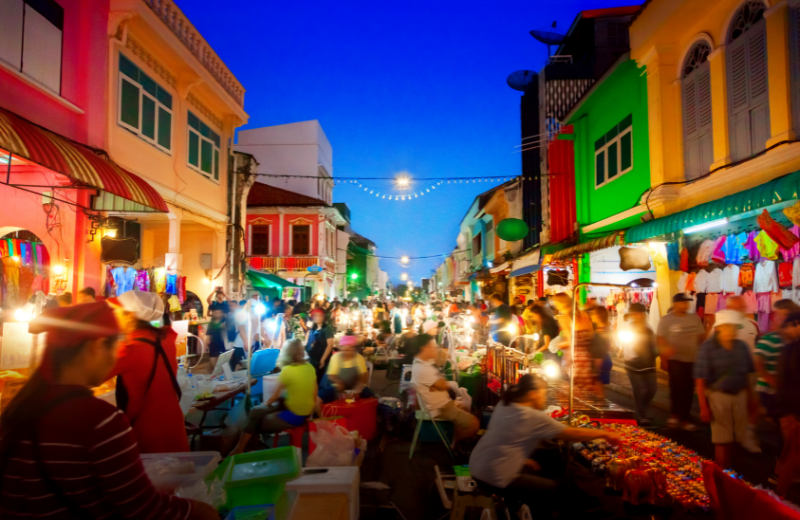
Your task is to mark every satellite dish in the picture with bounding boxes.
[530,21,566,59]
[506,70,537,92]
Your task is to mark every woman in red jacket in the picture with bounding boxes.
[107,290,188,453]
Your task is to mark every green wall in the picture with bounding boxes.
[566,59,650,234]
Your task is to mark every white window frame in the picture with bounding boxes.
[117,63,173,155]
[187,111,221,183]
[594,125,633,189]
[248,223,271,256]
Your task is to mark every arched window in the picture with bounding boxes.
[682,41,713,179]
[726,0,769,161]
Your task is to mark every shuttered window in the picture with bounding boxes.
[187,111,221,181]
[682,42,713,180]
[291,225,310,255]
[118,53,173,153]
[726,1,769,161]
[0,0,63,94]
[251,225,270,255]
[594,114,633,188]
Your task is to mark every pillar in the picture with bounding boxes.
[765,1,796,147]
[708,46,732,169]
[165,209,182,274]
[212,226,227,288]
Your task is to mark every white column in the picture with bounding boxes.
[166,209,183,274]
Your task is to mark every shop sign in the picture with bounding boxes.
[307,265,323,273]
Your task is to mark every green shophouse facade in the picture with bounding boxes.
[563,55,650,238]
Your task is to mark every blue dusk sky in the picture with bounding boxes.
[178,0,641,285]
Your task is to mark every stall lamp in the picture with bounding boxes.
[102,228,117,238]
[618,330,634,343]
[254,302,267,316]
[52,265,65,275]
[15,303,34,322]
[316,294,324,301]
[683,218,728,234]
[541,360,561,380]
[469,316,475,323]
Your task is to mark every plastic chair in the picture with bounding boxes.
[408,389,454,460]
[272,422,306,450]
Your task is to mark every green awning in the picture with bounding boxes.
[246,269,301,290]
[626,170,800,243]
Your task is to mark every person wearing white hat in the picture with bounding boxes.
[105,290,188,454]
[694,309,756,469]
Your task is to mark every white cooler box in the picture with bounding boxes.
[286,466,360,520]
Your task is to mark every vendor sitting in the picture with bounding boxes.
[469,373,620,513]
[320,335,375,403]
[411,333,479,449]
[231,338,316,455]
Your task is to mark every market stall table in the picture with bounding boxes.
[187,378,257,446]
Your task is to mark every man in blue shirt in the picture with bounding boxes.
[694,310,756,469]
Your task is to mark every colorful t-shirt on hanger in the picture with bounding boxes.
[680,247,690,272]
[739,263,755,287]
[711,237,727,264]
[754,259,780,293]
[111,266,137,294]
[153,269,167,293]
[135,270,150,292]
[166,273,177,294]
[780,225,800,261]
[724,232,748,265]
[706,268,723,293]
[755,230,780,260]
[696,239,716,266]
[722,264,741,294]
[694,270,710,293]
[677,272,689,293]
[779,262,794,288]
[667,243,681,271]
[686,272,698,292]
[745,231,762,262]
[743,290,757,314]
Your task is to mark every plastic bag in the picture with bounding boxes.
[176,477,226,510]
[142,457,194,476]
[306,421,359,467]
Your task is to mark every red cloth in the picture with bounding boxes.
[780,262,794,288]
[680,247,690,272]
[0,385,192,519]
[702,461,800,520]
[105,327,188,454]
[758,210,800,250]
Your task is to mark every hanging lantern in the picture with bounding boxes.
[496,218,529,242]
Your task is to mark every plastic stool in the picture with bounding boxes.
[272,423,306,449]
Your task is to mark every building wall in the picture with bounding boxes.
[567,59,650,229]
[245,211,323,257]
[236,121,334,204]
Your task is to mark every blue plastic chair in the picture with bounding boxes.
[249,349,280,398]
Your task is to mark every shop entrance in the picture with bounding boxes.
[0,228,52,311]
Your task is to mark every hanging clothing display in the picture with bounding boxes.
[724,232,748,265]
[706,268,723,294]
[744,231,762,262]
[680,247,689,272]
[743,290,757,314]
[755,231,780,261]
[757,209,800,250]
[135,270,150,292]
[111,266,137,295]
[166,273,177,294]
[739,263,755,287]
[677,272,689,293]
[667,243,681,271]
[780,225,800,261]
[177,276,186,303]
[686,272,698,292]
[779,262,794,288]
[696,240,716,266]
[754,259,779,294]
[694,270,710,293]
[3,257,19,308]
[722,264,741,294]
[710,237,727,264]
[153,269,167,293]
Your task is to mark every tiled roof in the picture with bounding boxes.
[247,182,328,207]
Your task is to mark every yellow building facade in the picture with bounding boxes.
[629,0,800,301]
[106,0,248,303]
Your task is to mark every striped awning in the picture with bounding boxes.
[552,231,625,260]
[0,107,168,212]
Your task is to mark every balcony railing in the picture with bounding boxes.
[143,0,245,107]
[247,256,334,272]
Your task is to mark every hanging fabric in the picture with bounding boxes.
[757,209,800,250]
[166,273,177,294]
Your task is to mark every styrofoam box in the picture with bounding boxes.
[285,466,360,520]
[141,451,221,493]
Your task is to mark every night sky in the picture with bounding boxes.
[178,0,641,285]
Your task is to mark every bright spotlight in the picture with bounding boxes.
[618,330,634,343]
[396,176,410,188]
[542,360,560,380]
[401,256,409,264]
[254,303,267,316]
[14,308,32,322]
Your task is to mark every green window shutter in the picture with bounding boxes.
[607,142,618,179]
[120,78,140,129]
[214,149,220,180]
[139,72,156,97]
[156,86,172,110]
[141,95,156,139]
[188,111,200,131]
[188,131,199,167]
[157,108,171,150]
[119,53,138,79]
[595,151,605,186]
[620,132,632,171]
[201,139,213,173]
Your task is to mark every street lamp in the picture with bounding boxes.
[401,273,408,281]
[401,256,409,264]
[350,273,359,280]
[396,175,410,189]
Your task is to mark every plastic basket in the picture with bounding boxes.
[221,447,302,508]
[141,451,221,493]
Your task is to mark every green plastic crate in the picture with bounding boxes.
[219,447,302,509]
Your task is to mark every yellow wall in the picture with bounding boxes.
[630,0,800,305]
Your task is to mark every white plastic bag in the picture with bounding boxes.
[306,421,358,467]
[447,381,472,411]
[176,478,226,510]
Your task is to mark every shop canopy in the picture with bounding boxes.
[552,231,625,260]
[247,269,301,292]
[0,107,168,212]
[509,250,541,278]
[626,171,800,244]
